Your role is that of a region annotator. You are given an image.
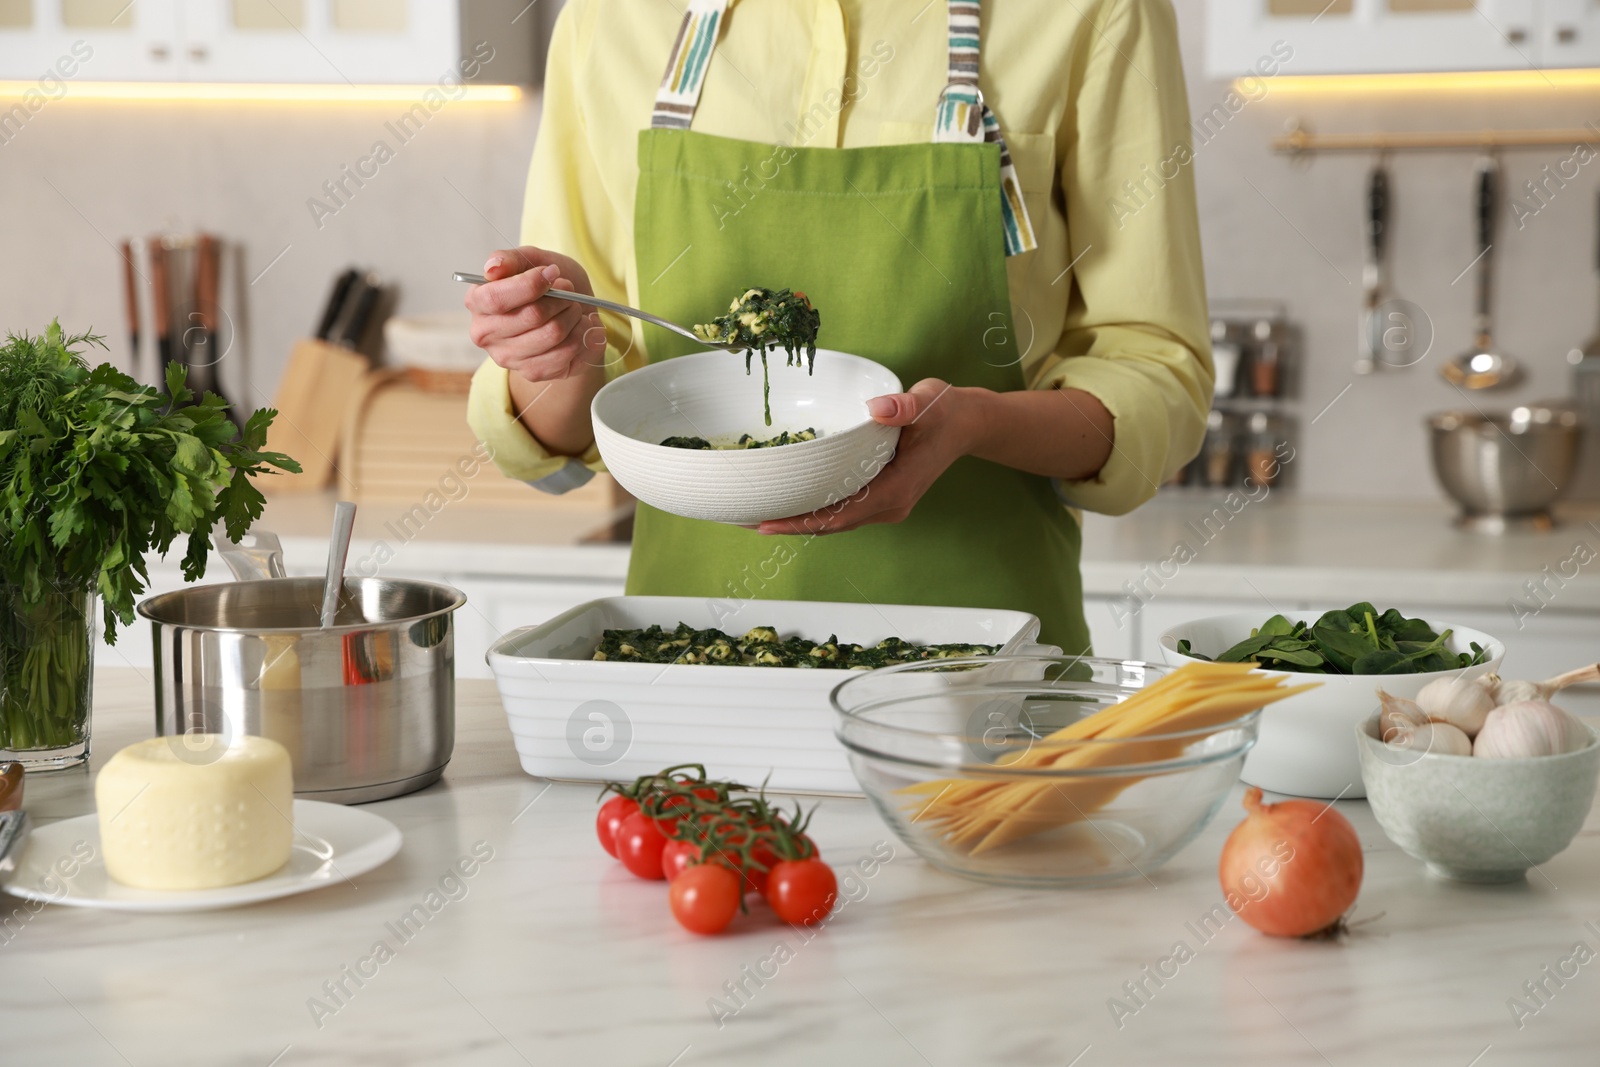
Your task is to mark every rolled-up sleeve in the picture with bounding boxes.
[1033,0,1213,516]
[465,0,627,491]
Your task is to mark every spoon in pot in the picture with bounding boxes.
[1442,155,1519,390]
[453,271,748,353]
[320,500,357,629]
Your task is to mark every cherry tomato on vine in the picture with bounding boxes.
[615,811,668,880]
[670,863,743,935]
[766,859,838,926]
[596,795,640,858]
[662,838,701,883]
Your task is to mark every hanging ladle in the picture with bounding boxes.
[1442,154,1520,390]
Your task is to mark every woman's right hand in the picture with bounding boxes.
[464,246,608,382]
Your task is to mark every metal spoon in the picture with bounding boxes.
[1442,155,1520,390]
[453,271,747,353]
[320,500,357,629]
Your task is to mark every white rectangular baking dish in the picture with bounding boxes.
[487,596,1055,793]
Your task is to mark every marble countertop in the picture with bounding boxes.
[5,669,1599,1066]
[243,491,1600,610]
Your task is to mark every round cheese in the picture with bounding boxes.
[96,734,294,891]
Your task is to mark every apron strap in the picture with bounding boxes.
[932,0,1039,257]
[651,0,730,130]
[649,0,1035,256]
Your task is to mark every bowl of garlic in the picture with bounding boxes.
[1357,668,1600,883]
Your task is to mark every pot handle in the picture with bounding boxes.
[212,524,287,581]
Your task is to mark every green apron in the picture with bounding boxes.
[624,1,1090,655]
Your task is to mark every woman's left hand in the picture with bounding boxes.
[757,378,976,536]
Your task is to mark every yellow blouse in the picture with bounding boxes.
[468,0,1212,516]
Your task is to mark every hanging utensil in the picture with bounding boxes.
[1356,159,1389,375]
[320,500,357,629]
[1443,155,1519,390]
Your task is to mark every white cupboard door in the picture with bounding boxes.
[2,0,182,81]
[186,0,459,83]
[1082,596,1139,661]
[1207,0,1541,78]
[1542,0,1600,67]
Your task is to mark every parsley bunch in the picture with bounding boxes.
[0,322,300,643]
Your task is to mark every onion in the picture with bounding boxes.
[1220,787,1364,939]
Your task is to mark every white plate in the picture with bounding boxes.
[0,800,402,913]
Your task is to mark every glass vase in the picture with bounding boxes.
[0,582,95,770]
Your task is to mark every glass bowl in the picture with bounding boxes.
[830,657,1260,888]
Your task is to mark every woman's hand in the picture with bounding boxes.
[465,246,611,456]
[757,379,978,536]
[464,246,608,383]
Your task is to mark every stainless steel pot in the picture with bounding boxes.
[136,577,466,803]
[1428,406,1583,533]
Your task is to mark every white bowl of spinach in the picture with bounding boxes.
[1160,605,1504,800]
[591,349,901,526]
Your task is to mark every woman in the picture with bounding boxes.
[465,0,1211,653]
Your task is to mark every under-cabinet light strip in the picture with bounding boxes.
[1249,69,1600,94]
[0,81,523,103]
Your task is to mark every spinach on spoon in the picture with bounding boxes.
[692,288,821,426]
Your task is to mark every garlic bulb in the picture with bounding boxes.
[1414,675,1495,737]
[1376,688,1425,742]
[1494,664,1600,707]
[1386,720,1473,757]
[1472,700,1591,759]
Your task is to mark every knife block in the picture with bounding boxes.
[339,371,629,515]
[262,339,372,495]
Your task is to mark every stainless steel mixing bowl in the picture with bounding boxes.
[136,577,465,803]
[1428,406,1582,532]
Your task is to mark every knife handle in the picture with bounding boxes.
[119,240,140,340]
[149,239,170,340]
[316,267,361,341]
[1366,164,1389,263]
[195,233,219,334]
[338,279,382,350]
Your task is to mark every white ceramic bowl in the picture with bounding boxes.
[591,349,901,525]
[1357,713,1600,883]
[1159,611,1505,799]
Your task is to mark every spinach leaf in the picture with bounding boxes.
[1215,633,1280,663]
[1257,615,1296,638]
[1376,608,1439,643]
[1315,609,1359,633]
[1353,649,1412,674]
[1345,602,1380,624]
[1310,624,1376,674]
[1254,646,1325,668]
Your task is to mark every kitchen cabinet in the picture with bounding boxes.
[0,0,540,83]
[1207,0,1556,78]
[1543,0,1600,66]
